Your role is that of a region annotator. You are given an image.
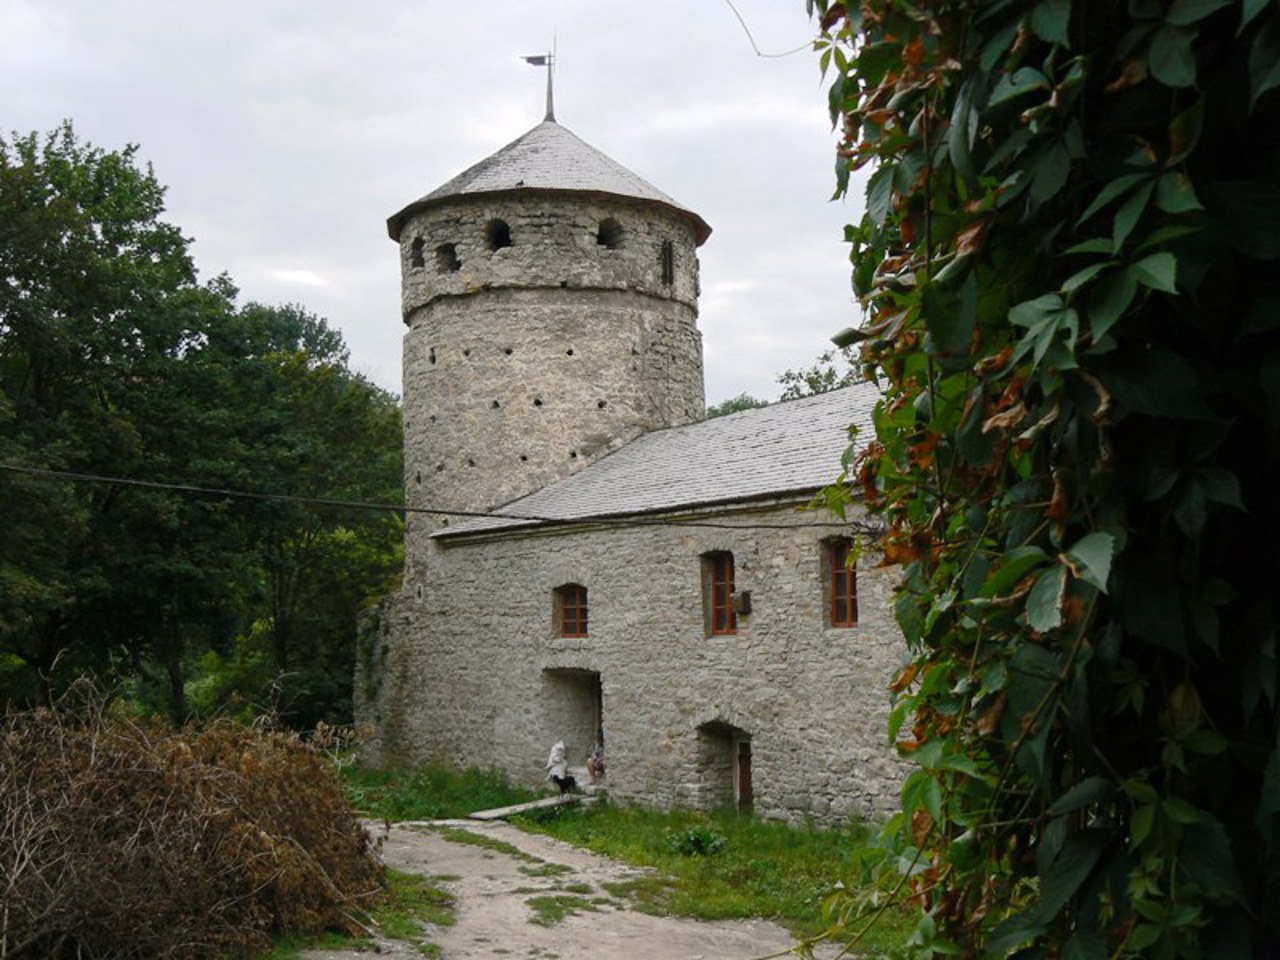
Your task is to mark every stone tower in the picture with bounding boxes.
[387,118,711,572]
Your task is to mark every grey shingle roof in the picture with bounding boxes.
[387,120,711,244]
[438,383,880,538]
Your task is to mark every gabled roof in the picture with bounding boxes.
[437,382,880,539]
[387,120,711,244]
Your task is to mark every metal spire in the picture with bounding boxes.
[522,51,555,122]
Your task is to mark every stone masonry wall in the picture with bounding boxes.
[359,500,910,826]
[397,194,705,574]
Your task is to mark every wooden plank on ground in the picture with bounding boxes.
[468,794,579,821]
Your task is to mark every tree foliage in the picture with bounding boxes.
[0,123,402,725]
[777,345,862,399]
[810,1,1280,955]
[706,392,770,417]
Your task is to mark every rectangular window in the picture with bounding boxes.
[558,584,588,638]
[660,240,675,285]
[704,552,736,636]
[829,539,858,628]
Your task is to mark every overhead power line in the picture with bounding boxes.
[0,462,881,536]
[721,0,814,59]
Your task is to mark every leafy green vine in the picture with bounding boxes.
[809,0,1280,956]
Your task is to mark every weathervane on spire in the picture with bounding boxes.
[522,49,555,122]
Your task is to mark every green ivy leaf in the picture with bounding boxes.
[1179,817,1245,902]
[989,66,1052,107]
[1149,25,1198,87]
[949,78,979,186]
[1048,776,1116,815]
[1155,171,1204,213]
[1087,268,1138,340]
[1241,0,1272,33]
[1062,261,1114,295]
[1011,293,1066,326]
[1130,803,1157,848]
[1027,565,1066,632]
[1065,237,1117,255]
[1168,97,1205,163]
[980,545,1051,598]
[1037,828,1112,919]
[1198,467,1244,509]
[1030,142,1073,208]
[1114,180,1155,248]
[1248,18,1280,110]
[1131,252,1178,292]
[866,164,895,226]
[1066,531,1116,591]
[1031,0,1073,46]
[1078,173,1150,226]
[1166,0,1232,26]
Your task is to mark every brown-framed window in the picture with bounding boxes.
[556,584,588,638]
[828,538,858,628]
[703,551,736,636]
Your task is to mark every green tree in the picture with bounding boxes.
[776,346,861,399]
[0,124,402,726]
[0,122,239,709]
[810,1,1280,956]
[706,392,769,417]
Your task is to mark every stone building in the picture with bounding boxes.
[357,112,906,824]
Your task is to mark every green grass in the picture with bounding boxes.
[430,824,541,862]
[334,764,912,955]
[341,764,539,821]
[524,893,602,927]
[263,868,456,959]
[514,804,915,952]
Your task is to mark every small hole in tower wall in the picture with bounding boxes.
[569,450,578,459]
[429,348,436,364]
[566,348,574,356]
[492,400,501,409]
[596,217,624,249]
[520,454,528,462]
[463,349,471,358]
[534,398,543,407]
[435,243,461,272]
[597,400,607,409]
[467,459,476,467]
[486,219,512,250]
[415,471,422,484]
[504,347,513,355]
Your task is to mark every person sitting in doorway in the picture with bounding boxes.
[587,731,605,784]
[546,739,576,794]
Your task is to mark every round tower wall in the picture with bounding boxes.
[397,194,706,566]
[398,195,701,317]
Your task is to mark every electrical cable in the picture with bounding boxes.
[0,462,883,535]
[721,0,814,59]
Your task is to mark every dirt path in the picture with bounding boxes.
[302,818,830,960]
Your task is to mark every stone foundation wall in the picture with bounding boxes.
[359,501,911,825]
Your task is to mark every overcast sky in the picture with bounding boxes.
[3,1,869,406]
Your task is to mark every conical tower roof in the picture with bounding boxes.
[387,119,711,244]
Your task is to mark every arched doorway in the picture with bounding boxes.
[695,720,752,813]
[540,668,602,772]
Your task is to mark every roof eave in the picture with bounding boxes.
[431,487,830,542]
[386,186,712,245]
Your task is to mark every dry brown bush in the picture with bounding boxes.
[0,686,384,958]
